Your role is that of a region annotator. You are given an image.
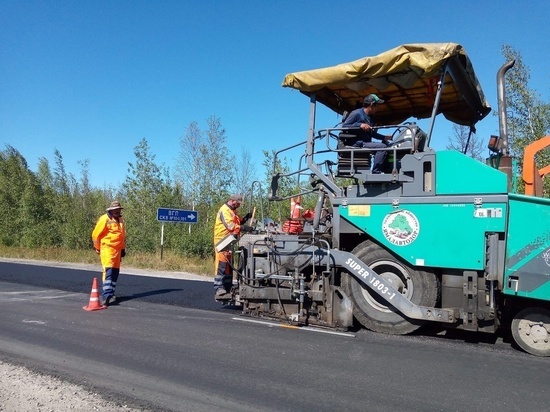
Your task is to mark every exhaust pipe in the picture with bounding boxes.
[497,60,515,156]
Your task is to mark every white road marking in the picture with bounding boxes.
[0,290,80,302]
[232,317,356,337]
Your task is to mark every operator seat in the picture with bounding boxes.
[336,132,372,177]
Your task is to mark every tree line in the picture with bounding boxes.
[0,115,294,258]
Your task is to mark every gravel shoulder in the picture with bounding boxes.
[0,360,146,412]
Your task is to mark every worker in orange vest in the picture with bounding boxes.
[213,194,251,300]
[92,201,126,306]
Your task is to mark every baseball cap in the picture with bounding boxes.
[364,94,385,105]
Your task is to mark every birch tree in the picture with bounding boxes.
[446,124,484,161]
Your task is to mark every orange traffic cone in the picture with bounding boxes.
[83,277,107,311]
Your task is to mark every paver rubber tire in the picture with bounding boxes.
[511,307,550,357]
[342,240,440,335]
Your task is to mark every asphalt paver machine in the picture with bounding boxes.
[228,43,550,356]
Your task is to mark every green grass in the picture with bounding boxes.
[0,246,214,278]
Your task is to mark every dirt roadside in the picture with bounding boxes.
[0,360,146,412]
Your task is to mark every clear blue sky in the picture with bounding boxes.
[1,0,549,189]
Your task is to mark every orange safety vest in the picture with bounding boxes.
[92,213,126,251]
[213,203,241,244]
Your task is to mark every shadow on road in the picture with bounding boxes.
[115,288,185,303]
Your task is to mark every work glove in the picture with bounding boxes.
[241,212,252,224]
[121,249,126,258]
[241,225,254,233]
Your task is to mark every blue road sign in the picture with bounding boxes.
[157,208,198,223]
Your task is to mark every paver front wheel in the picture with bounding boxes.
[342,241,439,335]
[511,307,550,357]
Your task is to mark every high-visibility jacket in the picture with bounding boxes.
[92,213,126,251]
[213,203,241,244]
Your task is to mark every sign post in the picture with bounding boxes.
[156,208,198,260]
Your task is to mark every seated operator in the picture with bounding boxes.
[341,94,391,174]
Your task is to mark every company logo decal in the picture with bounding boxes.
[544,248,550,268]
[382,210,420,246]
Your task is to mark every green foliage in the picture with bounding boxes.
[121,138,172,252]
[166,223,213,259]
[0,146,115,249]
[0,146,29,246]
[119,136,216,257]
[175,120,203,205]
[51,149,78,248]
[19,172,53,247]
[172,116,255,256]
[201,116,235,205]
[175,116,236,208]
[501,45,550,196]
[34,157,60,245]
[76,161,112,249]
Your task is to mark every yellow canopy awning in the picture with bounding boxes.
[282,43,491,126]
